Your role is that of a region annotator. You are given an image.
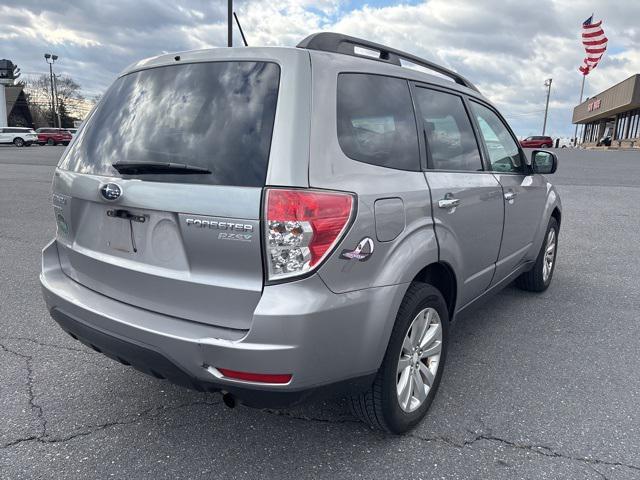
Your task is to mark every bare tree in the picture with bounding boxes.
[24,74,90,127]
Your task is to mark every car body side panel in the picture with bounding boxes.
[305,51,439,294]
[491,172,549,282]
[316,175,438,293]
[426,172,504,309]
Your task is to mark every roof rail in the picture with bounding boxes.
[297,32,479,92]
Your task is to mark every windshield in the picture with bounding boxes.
[59,61,280,187]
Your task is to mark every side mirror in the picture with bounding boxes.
[531,150,557,174]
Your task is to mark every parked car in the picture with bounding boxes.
[0,127,38,147]
[40,33,562,434]
[520,135,554,148]
[67,128,78,139]
[36,128,72,146]
[597,135,612,147]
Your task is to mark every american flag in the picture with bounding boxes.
[579,15,608,75]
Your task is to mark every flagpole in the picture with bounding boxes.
[573,74,586,146]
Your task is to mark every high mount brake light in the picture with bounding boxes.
[265,189,354,281]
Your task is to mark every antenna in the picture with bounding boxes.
[233,12,248,46]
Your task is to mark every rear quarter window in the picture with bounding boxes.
[337,73,420,171]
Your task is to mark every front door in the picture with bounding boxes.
[469,101,548,282]
[413,86,504,308]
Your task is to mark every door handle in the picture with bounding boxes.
[504,191,517,202]
[438,197,461,209]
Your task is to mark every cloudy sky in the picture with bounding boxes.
[2,0,639,137]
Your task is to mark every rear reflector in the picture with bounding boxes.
[265,188,354,281]
[217,368,292,384]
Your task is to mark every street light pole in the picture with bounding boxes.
[44,53,59,128]
[542,78,552,136]
[227,0,233,47]
[53,73,62,128]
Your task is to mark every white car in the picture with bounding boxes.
[0,127,38,147]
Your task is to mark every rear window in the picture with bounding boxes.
[337,73,420,171]
[59,61,280,187]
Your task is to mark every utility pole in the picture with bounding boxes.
[44,53,59,127]
[53,73,62,128]
[542,78,552,136]
[573,75,586,146]
[227,0,233,47]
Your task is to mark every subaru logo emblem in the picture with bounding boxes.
[100,183,122,201]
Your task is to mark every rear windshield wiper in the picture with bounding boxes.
[111,161,211,175]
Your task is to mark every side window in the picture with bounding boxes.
[470,102,523,173]
[413,87,483,171]
[337,74,420,171]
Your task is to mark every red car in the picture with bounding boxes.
[36,128,73,146]
[520,136,554,148]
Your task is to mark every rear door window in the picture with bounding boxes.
[59,61,280,187]
[337,73,420,171]
[413,87,483,171]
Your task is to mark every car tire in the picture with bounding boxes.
[62,142,69,146]
[47,138,55,146]
[349,282,448,434]
[13,137,24,147]
[515,217,559,292]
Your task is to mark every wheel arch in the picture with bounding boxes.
[551,206,561,227]
[411,262,457,319]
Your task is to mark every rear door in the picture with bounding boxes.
[412,85,504,308]
[52,61,282,331]
[468,100,548,281]
[0,128,8,143]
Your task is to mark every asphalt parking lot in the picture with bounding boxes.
[1,145,639,479]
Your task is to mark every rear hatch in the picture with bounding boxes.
[52,60,281,331]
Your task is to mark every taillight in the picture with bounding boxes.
[265,188,354,281]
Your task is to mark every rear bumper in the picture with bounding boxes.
[41,240,406,407]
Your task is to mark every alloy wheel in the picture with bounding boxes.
[396,307,442,412]
[542,228,556,283]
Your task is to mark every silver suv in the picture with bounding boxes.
[40,33,561,433]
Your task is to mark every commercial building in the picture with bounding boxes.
[572,74,640,147]
[0,59,33,128]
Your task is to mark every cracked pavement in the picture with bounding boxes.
[1,146,640,479]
